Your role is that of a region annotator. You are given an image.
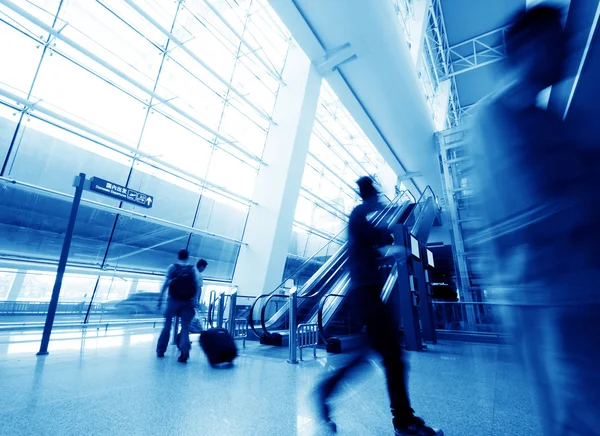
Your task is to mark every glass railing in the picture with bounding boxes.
[406,186,436,232]
[431,301,507,335]
[0,177,242,333]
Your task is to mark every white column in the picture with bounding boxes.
[232,44,322,297]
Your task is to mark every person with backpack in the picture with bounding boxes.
[156,249,202,363]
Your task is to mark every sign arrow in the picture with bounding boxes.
[146,197,153,206]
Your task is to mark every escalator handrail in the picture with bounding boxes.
[406,185,436,228]
[411,196,436,238]
[248,293,274,338]
[317,292,347,343]
[260,292,290,337]
[293,191,406,298]
[271,224,349,296]
[260,259,350,338]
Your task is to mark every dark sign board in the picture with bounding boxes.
[90,177,153,208]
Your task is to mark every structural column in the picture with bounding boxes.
[232,44,322,296]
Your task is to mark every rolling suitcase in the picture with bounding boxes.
[199,328,237,366]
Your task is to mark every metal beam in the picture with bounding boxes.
[443,26,509,79]
[315,42,358,76]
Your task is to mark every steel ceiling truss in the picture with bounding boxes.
[422,1,508,128]
[446,26,509,78]
[425,0,460,128]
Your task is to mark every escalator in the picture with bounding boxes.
[248,190,415,345]
[316,186,441,349]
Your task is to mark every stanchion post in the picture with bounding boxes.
[288,287,298,364]
[172,317,179,345]
[228,288,237,337]
[217,293,225,329]
[38,173,86,356]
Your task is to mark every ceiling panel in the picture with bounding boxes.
[441,0,525,45]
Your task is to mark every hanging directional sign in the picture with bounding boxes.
[89,177,154,209]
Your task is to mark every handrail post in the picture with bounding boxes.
[217,293,225,329]
[228,287,238,337]
[288,287,298,364]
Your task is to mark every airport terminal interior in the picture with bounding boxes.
[1,0,599,435]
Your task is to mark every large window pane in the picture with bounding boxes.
[205,149,257,199]
[126,161,202,227]
[194,190,248,241]
[0,0,57,41]
[69,204,116,267]
[154,57,226,133]
[172,7,237,83]
[230,59,278,115]
[218,104,268,157]
[188,233,240,282]
[31,52,148,143]
[0,104,19,166]
[104,215,190,273]
[93,0,173,47]
[137,111,213,180]
[0,184,70,263]
[57,0,163,93]
[7,117,131,201]
[0,22,43,97]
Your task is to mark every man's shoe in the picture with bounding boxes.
[177,352,189,363]
[394,417,443,436]
[157,352,165,358]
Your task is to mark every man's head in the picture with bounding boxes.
[357,176,379,201]
[196,259,208,273]
[505,5,567,91]
[177,249,190,261]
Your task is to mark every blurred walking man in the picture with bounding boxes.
[316,177,443,436]
[471,5,600,435]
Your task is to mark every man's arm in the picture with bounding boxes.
[158,265,174,308]
[194,272,203,308]
[350,209,394,248]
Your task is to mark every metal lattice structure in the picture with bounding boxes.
[425,0,461,129]
[446,26,509,78]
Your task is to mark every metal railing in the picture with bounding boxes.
[0,317,162,332]
[224,318,248,347]
[432,301,507,335]
[0,300,101,315]
[206,289,248,346]
[297,323,319,360]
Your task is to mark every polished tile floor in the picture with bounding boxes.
[0,329,541,436]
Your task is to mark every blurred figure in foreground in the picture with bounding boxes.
[315,177,443,436]
[471,5,600,435]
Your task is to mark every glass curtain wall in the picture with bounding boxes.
[284,81,396,285]
[0,0,291,325]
